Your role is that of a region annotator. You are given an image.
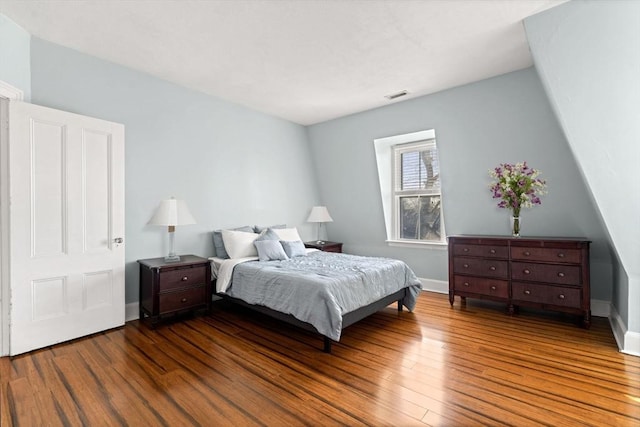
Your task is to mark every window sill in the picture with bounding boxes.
[385,239,447,250]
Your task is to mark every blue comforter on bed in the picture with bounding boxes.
[226,251,422,341]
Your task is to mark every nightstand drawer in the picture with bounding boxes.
[453,243,508,259]
[453,258,508,279]
[159,266,207,291]
[511,262,580,285]
[454,276,509,298]
[159,286,207,313]
[511,246,581,264]
[512,282,581,308]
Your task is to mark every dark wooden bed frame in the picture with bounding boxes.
[216,287,408,353]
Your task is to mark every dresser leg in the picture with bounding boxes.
[582,311,591,329]
[508,304,515,315]
[449,292,454,306]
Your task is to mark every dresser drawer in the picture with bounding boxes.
[454,276,509,298]
[512,282,582,308]
[510,246,581,264]
[453,243,508,259]
[159,266,207,292]
[511,262,580,285]
[453,258,508,279]
[159,286,207,313]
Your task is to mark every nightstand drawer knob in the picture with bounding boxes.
[524,251,531,256]
[490,249,496,254]
[181,298,188,303]
[463,282,470,287]
[558,253,565,258]
[558,294,565,300]
[523,269,531,275]
[182,276,188,281]
[489,266,496,271]
[557,272,565,278]
[463,264,469,268]
[463,248,469,252]
[490,286,496,291]
[524,290,531,295]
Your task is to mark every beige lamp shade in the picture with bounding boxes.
[148,198,196,227]
[307,206,333,223]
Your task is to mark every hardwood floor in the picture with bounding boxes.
[1,291,639,426]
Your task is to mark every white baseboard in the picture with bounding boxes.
[419,277,448,294]
[610,304,640,357]
[622,331,640,357]
[125,302,139,322]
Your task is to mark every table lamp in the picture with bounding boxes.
[148,197,196,262]
[307,206,333,244]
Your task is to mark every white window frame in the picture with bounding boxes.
[374,129,446,248]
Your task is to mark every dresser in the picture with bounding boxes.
[138,255,212,324]
[448,235,591,328]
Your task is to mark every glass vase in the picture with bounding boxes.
[511,216,521,237]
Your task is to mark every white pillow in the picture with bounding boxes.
[273,227,302,242]
[221,229,258,258]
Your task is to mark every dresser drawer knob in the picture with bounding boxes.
[463,282,470,287]
[181,276,188,281]
[181,297,187,303]
[524,251,531,256]
[557,272,565,278]
[558,253,565,258]
[463,248,469,252]
[463,264,469,268]
[523,269,531,275]
[490,249,496,254]
[489,266,496,271]
[524,290,531,295]
[490,286,496,291]
[558,294,565,300]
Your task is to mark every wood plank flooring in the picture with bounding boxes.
[1,291,639,426]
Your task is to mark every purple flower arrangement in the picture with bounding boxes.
[489,162,547,218]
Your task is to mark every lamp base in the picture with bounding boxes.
[164,254,181,262]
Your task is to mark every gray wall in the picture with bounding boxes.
[0,14,30,100]
[525,0,640,334]
[307,67,613,300]
[29,38,321,303]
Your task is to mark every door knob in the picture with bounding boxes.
[114,237,124,244]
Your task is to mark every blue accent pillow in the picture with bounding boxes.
[255,240,289,262]
[212,225,254,259]
[281,240,307,258]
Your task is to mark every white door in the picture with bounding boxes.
[8,102,125,356]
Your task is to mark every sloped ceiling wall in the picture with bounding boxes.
[525,1,640,351]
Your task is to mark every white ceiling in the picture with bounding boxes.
[0,0,565,125]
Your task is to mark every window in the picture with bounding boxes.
[393,140,443,242]
[374,129,445,246]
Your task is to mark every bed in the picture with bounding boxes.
[210,226,422,352]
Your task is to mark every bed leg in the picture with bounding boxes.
[397,299,403,312]
[323,337,332,353]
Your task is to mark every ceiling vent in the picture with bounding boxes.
[385,90,408,100]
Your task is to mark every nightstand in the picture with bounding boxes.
[138,255,211,324]
[304,241,343,253]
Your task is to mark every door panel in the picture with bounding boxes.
[9,101,125,356]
